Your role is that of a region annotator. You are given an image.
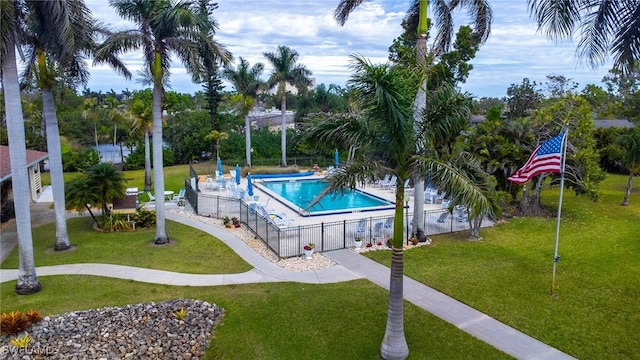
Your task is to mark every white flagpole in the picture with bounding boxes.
[550,129,569,296]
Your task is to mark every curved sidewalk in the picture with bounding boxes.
[0,207,575,359]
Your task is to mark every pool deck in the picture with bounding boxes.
[200,173,455,227]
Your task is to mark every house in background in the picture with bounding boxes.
[0,145,49,202]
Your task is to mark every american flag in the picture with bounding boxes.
[508,132,567,184]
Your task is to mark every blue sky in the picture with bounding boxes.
[85,0,614,99]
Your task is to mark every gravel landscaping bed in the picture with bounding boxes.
[0,299,222,360]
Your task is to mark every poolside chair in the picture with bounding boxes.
[146,191,155,202]
[375,174,390,187]
[257,205,293,227]
[172,188,185,202]
[382,175,397,190]
[353,218,368,239]
[372,221,385,240]
[383,217,394,237]
[437,212,449,223]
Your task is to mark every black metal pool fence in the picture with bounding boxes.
[188,188,477,259]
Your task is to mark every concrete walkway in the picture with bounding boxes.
[0,202,576,360]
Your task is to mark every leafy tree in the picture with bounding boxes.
[263,45,313,167]
[222,57,264,167]
[504,78,543,120]
[615,126,640,206]
[528,0,640,75]
[96,0,212,244]
[193,0,232,130]
[0,0,41,294]
[519,95,605,214]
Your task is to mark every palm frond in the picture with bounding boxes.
[334,0,366,26]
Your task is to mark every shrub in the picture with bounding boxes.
[10,332,31,348]
[132,209,156,228]
[99,213,132,232]
[25,309,42,324]
[1,311,29,335]
[171,307,188,321]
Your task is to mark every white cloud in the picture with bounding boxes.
[82,0,613,98]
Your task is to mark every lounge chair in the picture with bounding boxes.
[257,206,293,227]
[382,175,397,190]
[146,191,155,202]
[354,218,367,238]
[172,188,185,202]
[437,212,449,223]
[375,174,390,187]
[383,217,394,237]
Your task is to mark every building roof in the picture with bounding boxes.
[593,119,635,129]
[0,145,48,183]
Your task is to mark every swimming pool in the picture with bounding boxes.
[258,178,395,216]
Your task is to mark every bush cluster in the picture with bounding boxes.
[1,309,43,335]
[132,209,156,228]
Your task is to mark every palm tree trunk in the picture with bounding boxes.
[622,173,633,206]
[144,128,151,191]
[2,39,41,295]
[280,94,287,167]
[152,81,169,244]
[245,114,251,167]
[41,87,71,250]
[412,2,429,237]
[381,181,409,360]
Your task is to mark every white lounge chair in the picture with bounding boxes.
[375,174,390,187]
[146,191,155,202]
[172,188,185,202]
[257,205,293,227]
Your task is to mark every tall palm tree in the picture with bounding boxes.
[96,0,213,244]
[335,0,492,238]
[222,57,264,167]
[0,0,41,294]
[263,45,312,167]
[303,56,492,360]
[528,0,640,75]
[128,91,153,191]
[18,0,97,251]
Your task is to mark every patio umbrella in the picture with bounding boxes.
[334,149,339,167]
[247,173,254,197]
[235,164,241,185]
[217,157,223,176]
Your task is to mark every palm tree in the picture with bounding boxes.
[303,56,492,360]
[335,0,492,238]
[128,91,153,191]
[96,0,213,244]
[84,163,127,215]
[205,130,228,161]
[528,0,640,75]
[0,0,41,294]
[18,0,97,251]
[616,126,640,206]
[222,57,264,167]
[263,45,313,167]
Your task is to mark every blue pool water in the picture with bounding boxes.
[260,179,394,215]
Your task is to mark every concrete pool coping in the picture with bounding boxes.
[254,176,397,217]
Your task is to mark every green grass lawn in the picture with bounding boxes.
[367,174,640,359]
[1,277,510,359]
[6,171,638,358]
[1,218,252,274]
